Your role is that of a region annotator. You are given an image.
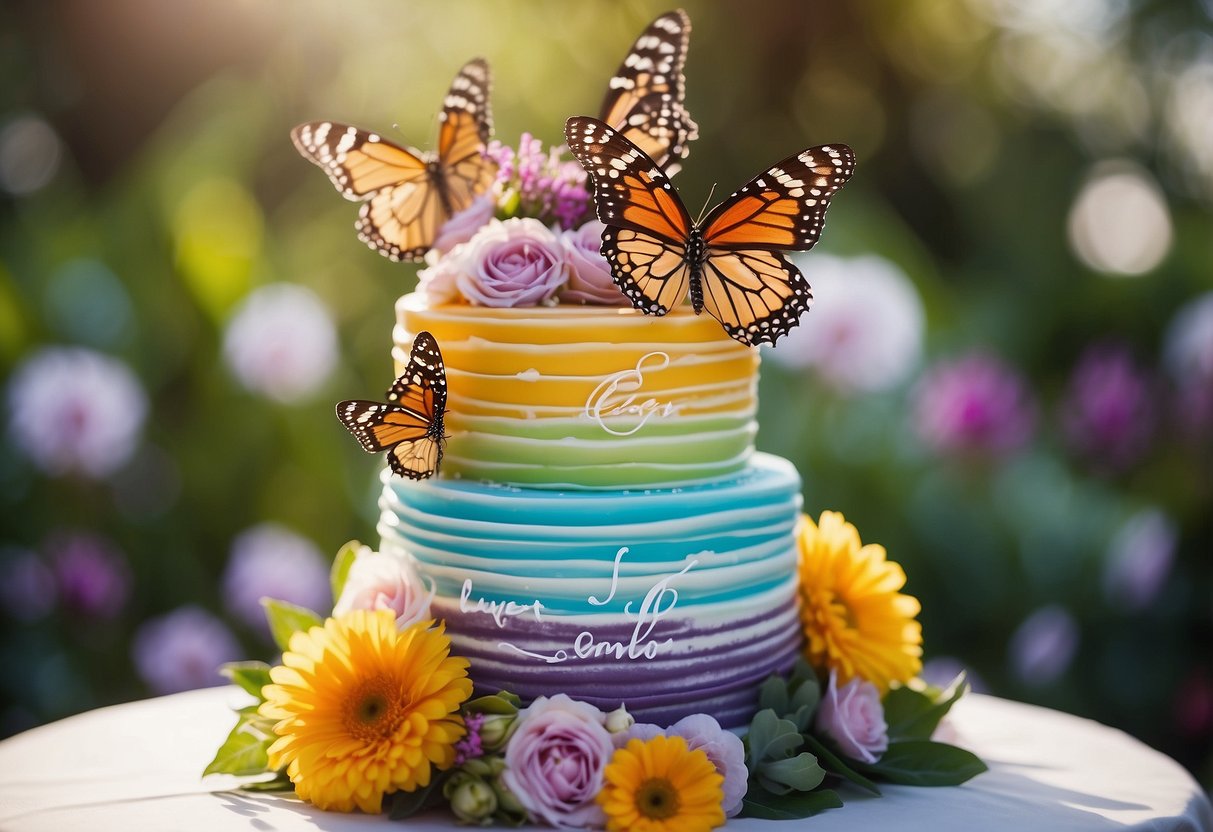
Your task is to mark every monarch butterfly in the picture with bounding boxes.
[291,59,496,263]
[599,9,698,173]
[564,116,855,347]
[337,331,447,480]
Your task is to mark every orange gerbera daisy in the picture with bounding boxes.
[598,735,725,832]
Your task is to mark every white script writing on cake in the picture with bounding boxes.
[472,548,696,664]
[585,351,681,436]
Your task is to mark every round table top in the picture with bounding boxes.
[0,687,1208,832]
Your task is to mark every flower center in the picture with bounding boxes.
[343,675,404,741]
[635,777,680,820]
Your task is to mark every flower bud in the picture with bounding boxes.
[445,772,498,824]
[478,712,519,752]
[604,704,634,734]
[491,769,526,817]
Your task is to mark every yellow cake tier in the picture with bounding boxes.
[394,293,759,488]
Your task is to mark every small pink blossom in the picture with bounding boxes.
[500,694,612,828]
[620,713,748,817]
[558,220,627,306]
[816,671,889,764]
[331,547,432,630]
[431,195,496,255]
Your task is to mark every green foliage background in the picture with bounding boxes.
[1,0,1209,785]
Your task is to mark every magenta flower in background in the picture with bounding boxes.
[770,254,925,394]
[488,133,590,230]
[815,671,889,764]
[558,220,628,305]
[131,605,242,695]
[222,283,337,404]
[1061,344,1155,470]
[1102,508,1177,612]
[221,523,330,633]
[6,347,147,479]
[445,218,568,308]
[47,533,131,620]
[619,713,749,817]
[431,195,496,255]
[500,694,613,828]
[913,353,1036,456]
[1008,604,1079,687]
[0,549,56,622]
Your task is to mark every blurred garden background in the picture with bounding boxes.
[1,0,1210,786]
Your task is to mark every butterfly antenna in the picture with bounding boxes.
[694,183,719,226]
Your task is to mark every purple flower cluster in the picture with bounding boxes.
[454,712,486,766]
[913,352,1036,457]
[1061,344,1155,470]
[488,133,591,230]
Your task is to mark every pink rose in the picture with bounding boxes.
[431,195,496,255]
[618,713,748,817]
[331,547,432,630]
[455,218,567,307]
[815,671,889,764]
[558,220,627,305]
[500,694,612,828]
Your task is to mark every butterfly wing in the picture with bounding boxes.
[436,58,498,213]
[599,10,698,172]
[337,332,447,480]
[565,117,693,314]
[696,144,855,345]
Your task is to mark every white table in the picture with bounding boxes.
[0,688,1208,831]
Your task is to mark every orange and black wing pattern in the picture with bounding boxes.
[599,9,698,172]
[337,331,447,480]
[564,116,693,315]
[291,59,495,263]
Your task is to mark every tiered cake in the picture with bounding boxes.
[376,295,804,728]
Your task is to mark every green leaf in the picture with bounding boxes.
[387,775,446,820]
[240,773,293,792]
[884,675,969,741]
[465,690,522,716]
[745,710,803,769]
[740,785,844,820]
[759,752,826,792]
[801,734,881,796]
[758,674,789,715]
[202,722,271,777]
[262,598,323,653]
[219,661,273,700]
[330,540,362,601]
[857,740,988,786]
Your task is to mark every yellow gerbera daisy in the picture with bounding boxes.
[259,610,472,813]
[598,735,725,832]
[797,511,923,692]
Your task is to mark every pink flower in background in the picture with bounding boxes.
[6,347,147,479]
[620,713,749,817]
[770,254,925,394]
[222,523,330,633]
[222,283,337,404]
[1061,344,1155,469]
[431,195,496,255]
[452,218,568,307]
[488,133,590,230]
[47,533,130,619]
[0,549,56,622]
[332,546,432,629]
[558,220,627,305]
[131,605,242,695]
[815,671,889,764]
[1009,605,1079,687]
[913,353,1036,456]
[500,694,613,828]
[1102,508,1177,611]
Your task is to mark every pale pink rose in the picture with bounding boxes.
[331,548,432,630]
[617,713,748,817]
[455,218,568,307]
[431,195,496,255]
[815,671,889,764]
[558,220,627,305]
[500,694,612,828]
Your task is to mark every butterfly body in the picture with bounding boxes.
[292,59,495,263]
[566,117,855,346]
[337,332,448,480]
